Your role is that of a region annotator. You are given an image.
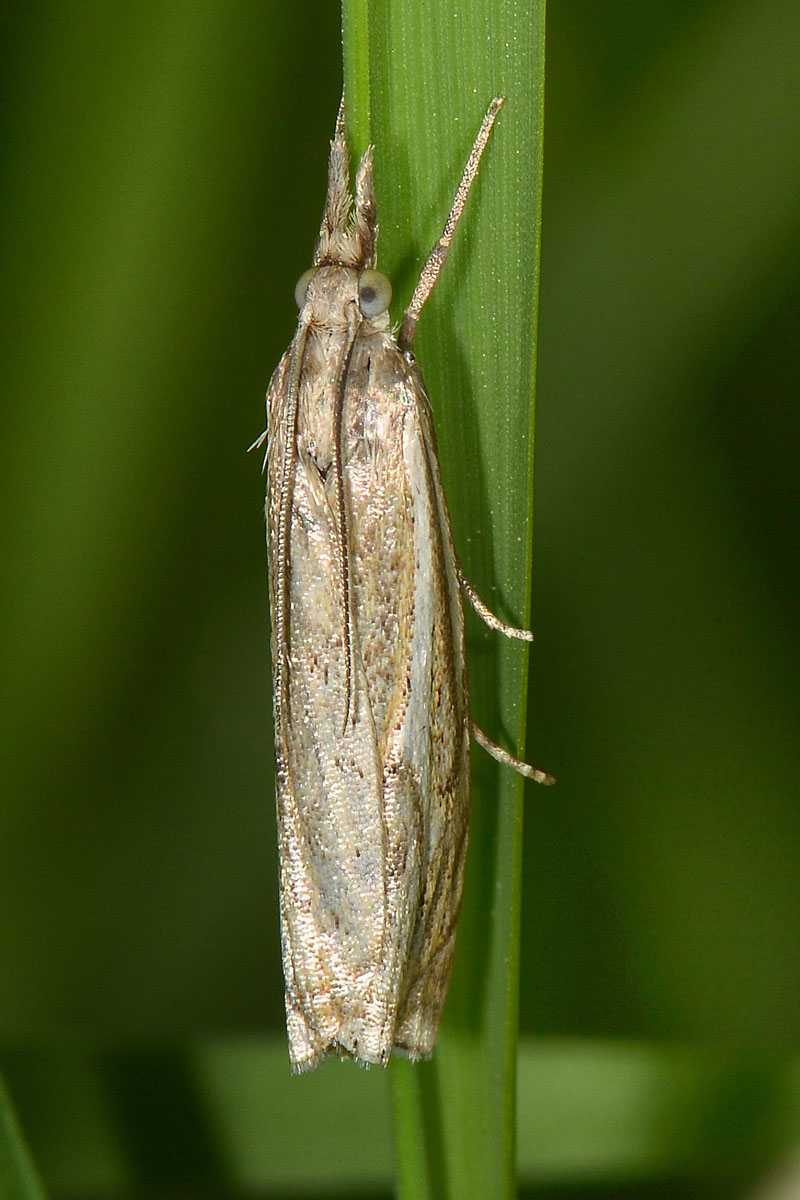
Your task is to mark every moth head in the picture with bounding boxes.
[294,265,392,322]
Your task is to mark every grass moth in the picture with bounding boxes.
[255,96,553,1072]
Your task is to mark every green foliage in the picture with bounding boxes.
[0,1079,47,1200]
[341,1,545,1195]
[1,0,799,1196]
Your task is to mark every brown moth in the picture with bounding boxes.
[256,96,553,1073]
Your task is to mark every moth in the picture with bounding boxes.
[256,95,553,1073]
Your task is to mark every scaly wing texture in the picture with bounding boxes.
[266,326,469,1069]
[392,360,470,1056]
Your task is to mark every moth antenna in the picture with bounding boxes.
[330,309,361,733]
[399,97,505,352]
[273,324,310,728]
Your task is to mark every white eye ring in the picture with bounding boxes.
[294,268,317,309]
[358,269,392,317]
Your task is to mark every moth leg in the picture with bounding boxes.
[247,428,268,473]
[456,562,534,642]
[471,720,554,786]
[399,97,505,353]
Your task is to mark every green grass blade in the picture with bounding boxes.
[341,3,547,1196]
[7,1040,800,1193]
[0,1078,47,1200]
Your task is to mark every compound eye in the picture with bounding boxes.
[294,268,317,309]
[358,269,392,317]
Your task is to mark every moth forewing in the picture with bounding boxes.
[261,95,551,1074]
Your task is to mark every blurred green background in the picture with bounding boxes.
[1,0,799,1197]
